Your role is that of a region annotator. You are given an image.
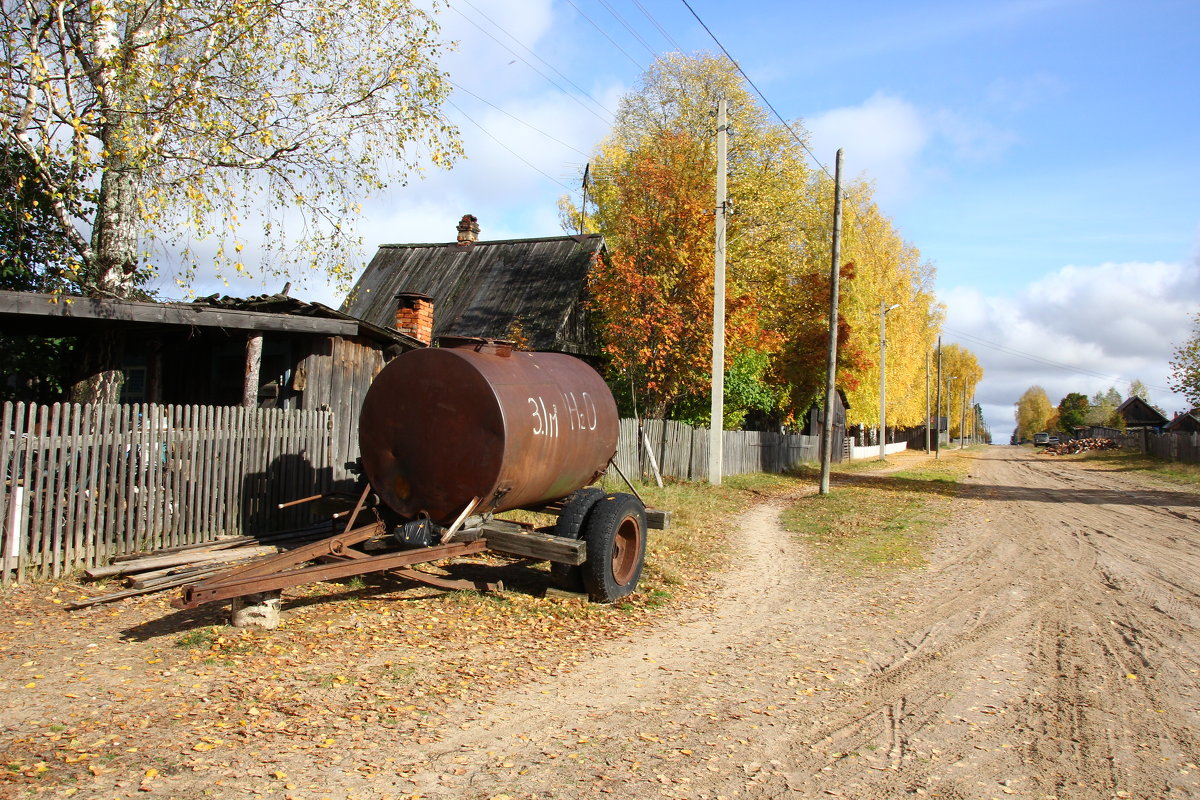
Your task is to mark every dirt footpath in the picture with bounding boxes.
[5,446,1200,799]
[381,447,1200,800]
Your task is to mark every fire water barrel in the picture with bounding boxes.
[358,338,618,525]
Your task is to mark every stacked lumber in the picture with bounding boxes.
[1043,438,1119,456]
[65,524,336,610]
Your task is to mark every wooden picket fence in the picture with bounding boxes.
[1115,430,1200,464]
[1,402,821,583]
[615,418,820,481]
[1,402,335,582]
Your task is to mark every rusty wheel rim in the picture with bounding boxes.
[611,515,642,586]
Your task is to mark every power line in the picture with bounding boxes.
[448,2,613,126]
[943,327,1174,394]
[678,0,836,183]
[449,80,590,157]
[445,99,574,192]
[595,0,659,59]
[560,0,644,71]
[631,0,686,52]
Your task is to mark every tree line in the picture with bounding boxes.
[563,54,979,433]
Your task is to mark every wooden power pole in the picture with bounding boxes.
[819,149,844,495]
[708,98,728,485]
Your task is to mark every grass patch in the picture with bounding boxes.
[782,453,972,573]
[1069,447,1200,488]
[174,626,220,650]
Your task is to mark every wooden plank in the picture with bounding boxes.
[80,404,101,567]
[30,403,50,576]
[0,290,358,335]
[47,402,66,577]
[120,404,137,555]
[0,401,13,584]
[62,404,83,569]
[481,525,586,565]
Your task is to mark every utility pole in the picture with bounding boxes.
[708,98,728,485]
[879,301,900,461]
[819,150,845,495]
[934,337,942,459]
[924,349,931,453]
[960,381,968,449]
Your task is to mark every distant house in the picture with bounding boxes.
[1165,409,1200,434]
[806,389,851,461]
[1116,396,1169,432]
[0,288,422,477]
[341,215,605,358]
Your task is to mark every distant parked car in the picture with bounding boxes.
[1047,436,1060,446]
[1033,432,1050,446]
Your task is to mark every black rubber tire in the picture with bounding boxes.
[549,487,605,591]
[581,493,647,603]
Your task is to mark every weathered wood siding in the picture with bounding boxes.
[296,335,386,483]
[1,402,334,582]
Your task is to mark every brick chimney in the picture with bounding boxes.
[394,292,434,345]
[456,214,480,245]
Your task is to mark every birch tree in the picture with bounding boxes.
[1169,312,1200,407]
[1,0,461,298]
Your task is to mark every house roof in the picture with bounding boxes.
[340,233,605,355]
[0,289,418,347]
[1116,396,1169,427]
[1164,409,1200,433]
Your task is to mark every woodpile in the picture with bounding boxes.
[65,524,336,610]
[1043,438,1120,456]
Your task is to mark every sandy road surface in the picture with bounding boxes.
[5,447,1200,800]
[356,446,1200,800]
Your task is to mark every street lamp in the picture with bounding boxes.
[879,301,901,461]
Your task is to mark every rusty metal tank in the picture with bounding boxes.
[358,338,618,525]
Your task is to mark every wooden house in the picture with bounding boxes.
[341,215,605,358]
[806,389,850,461]
[0,288,422,478]
[1165,409,1200,434]
[1116,396,1168,432]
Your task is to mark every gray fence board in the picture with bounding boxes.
[1,401,335,581]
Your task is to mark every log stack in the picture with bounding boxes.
[1043,437,1120,456]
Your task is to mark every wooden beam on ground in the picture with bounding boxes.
[481,525,586,565]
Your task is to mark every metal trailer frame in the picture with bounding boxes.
[173,485,670,611]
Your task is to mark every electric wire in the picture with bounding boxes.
[454,0,616,123]
[445,99,574,192]
[943,327,1174,394]
[595,0,660,59]
[447,2,613,126]
[678,0,835,184]
[632,0,686,52]
[560,0,645,70]
[449,80,590,157]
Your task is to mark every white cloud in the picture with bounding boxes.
[941,260,1198,440]
[806,93,1018,206]
[806,93,928,205]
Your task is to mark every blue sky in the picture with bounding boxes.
[158,0,1200,440]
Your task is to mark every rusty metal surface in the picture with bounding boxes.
[174,539,487,608]
[358,339,618,525]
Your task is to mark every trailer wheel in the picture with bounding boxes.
[582,493,647,603]
[549,487,605,591]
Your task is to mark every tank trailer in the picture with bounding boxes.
[176,338,667,612]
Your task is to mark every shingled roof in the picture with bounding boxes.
[340,232,605,356]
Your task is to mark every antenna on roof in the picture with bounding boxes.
[580,163,590,237]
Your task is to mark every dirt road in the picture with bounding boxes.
[5,446,1200,799]
[376,446,1200,800]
